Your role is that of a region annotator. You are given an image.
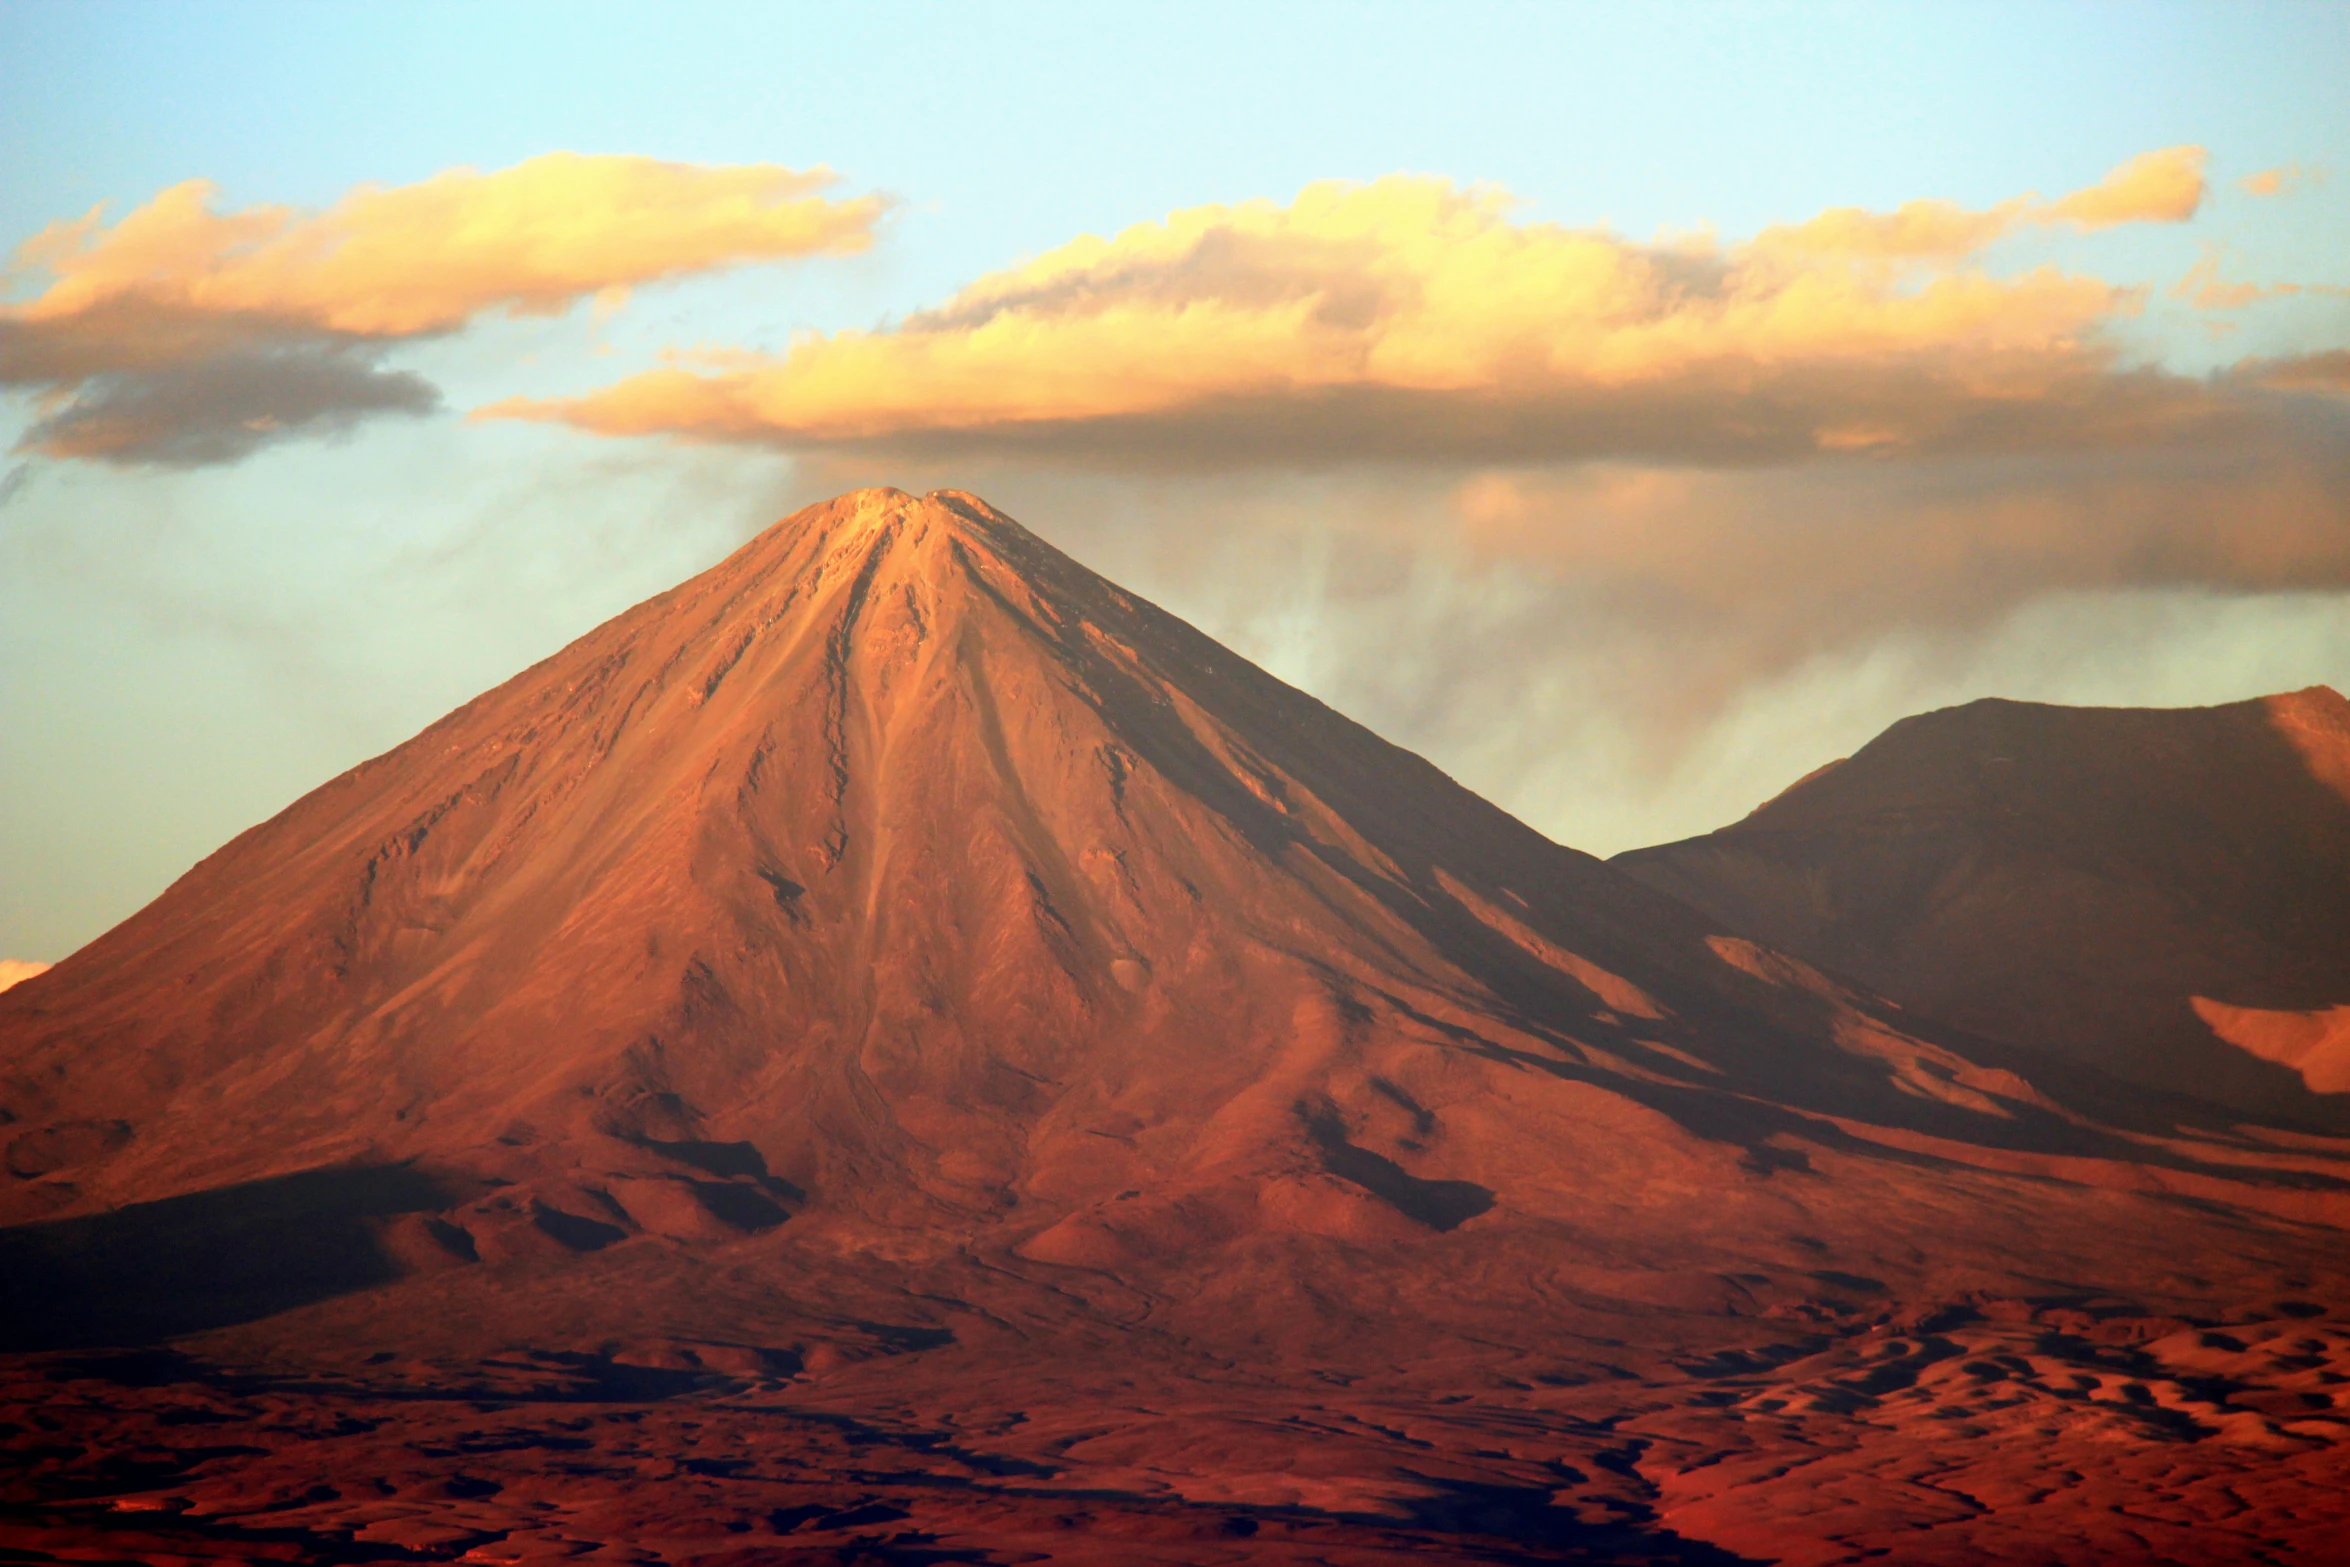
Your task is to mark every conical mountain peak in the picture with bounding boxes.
[598,483,1155,743]
[8,486,1656,1228]
[716,486,1074,599]
[745,486,1010,582]
[9,487,2345,1310]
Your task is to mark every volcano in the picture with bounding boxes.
[1616,689,2350,1123]
[4,490,2348,1566]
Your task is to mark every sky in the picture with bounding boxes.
[3,0,2348,964]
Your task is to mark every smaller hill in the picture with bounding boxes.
[1615,688,2350,1120]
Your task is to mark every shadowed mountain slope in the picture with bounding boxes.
[4,491,2348,1564]
[1616,689,2350,1123]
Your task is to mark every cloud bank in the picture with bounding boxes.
[0,960,50,993]
[2,154,888,465]
[483,149,2233,466]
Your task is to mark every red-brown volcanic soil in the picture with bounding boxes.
[1615,688,2350,1124]
[4,490,2347,1565]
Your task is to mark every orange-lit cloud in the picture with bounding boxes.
[487,152,2223,466]
[0,960,50,994]
[3,154,888,465]
[1753,147,2207,258]
[2041,145,2207,228]
[1751,197,2030,259]
[2170,246,2303,311]
[2241,163,2323,197]
[12,154,886,337]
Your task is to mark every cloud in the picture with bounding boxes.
[1750,197,2031,259]
[487,153,2222,467]
[2241,163,2323,197]
[0,960,50,993]
[22,348,441,467]
[2041,145,2207,228]
[1753,147,2207,258]
[1122,398,2350,734]
[10,154,887,340]
[3,154,889,466]
[1446,419,2350,671]
[2251,350,2350,395]
[1465,425,2350,820]
[2169,245,2304,312]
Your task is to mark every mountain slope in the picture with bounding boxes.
[0,490,1759,1229]
[1615,688,2350,1120]
[2,487,2154,1245]
[4,490,2349,1565]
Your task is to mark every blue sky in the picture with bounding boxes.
[4,0,2348,960]
[8,3,2337,231]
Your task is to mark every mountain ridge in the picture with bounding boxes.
[1615,685,2350,1119]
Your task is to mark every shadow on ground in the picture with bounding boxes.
[0,1164,451,1351]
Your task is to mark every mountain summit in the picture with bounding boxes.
[6,491,2349,1564]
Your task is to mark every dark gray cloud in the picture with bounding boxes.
[0,296,445,468]
[21,344,439,467]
